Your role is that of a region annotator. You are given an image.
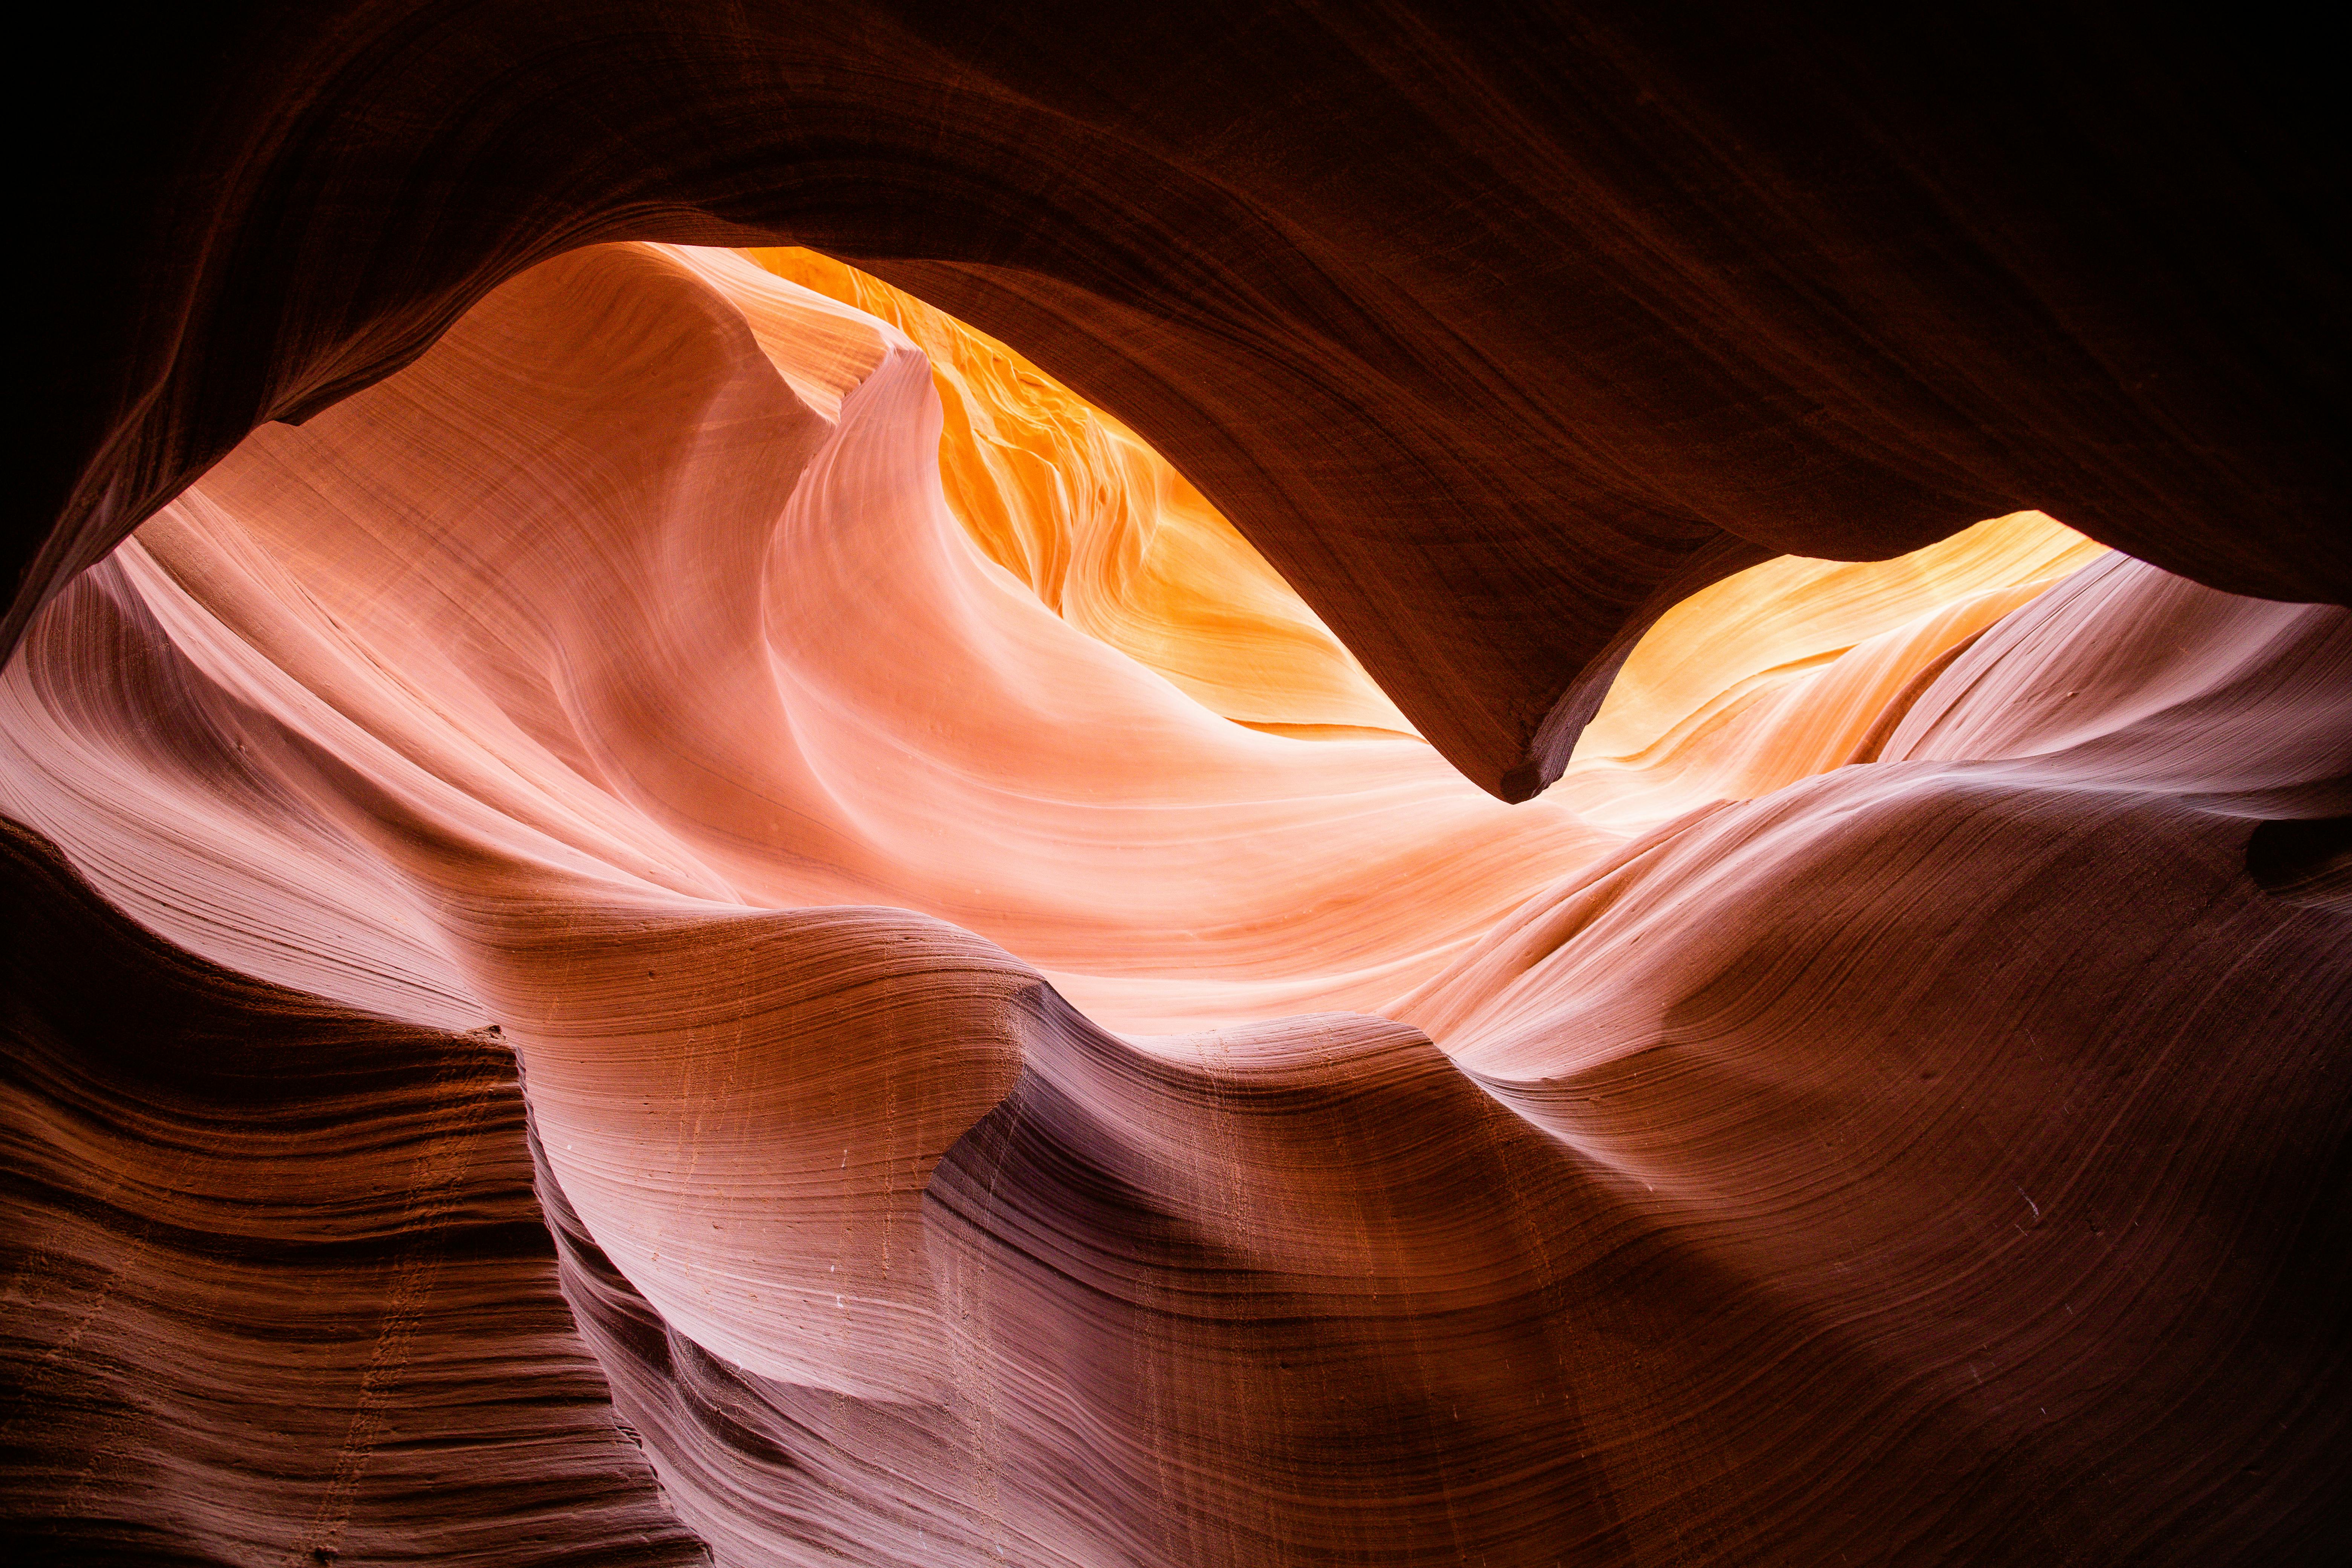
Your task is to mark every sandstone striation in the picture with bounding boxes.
[7,9,2350,1562]
[0,818,701,1565]
[8,232,2347,1562]
[19,3,2348,796]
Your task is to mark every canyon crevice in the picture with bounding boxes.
[8,8,2349,1565]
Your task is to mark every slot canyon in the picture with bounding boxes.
[5,5,2347,1565]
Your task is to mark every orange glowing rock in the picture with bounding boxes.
[5,233,2345,1566]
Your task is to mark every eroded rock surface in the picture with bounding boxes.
[0,818,703,1565]
[5,228,2346,1563]
[21,4,2349,796]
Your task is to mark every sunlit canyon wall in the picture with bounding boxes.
[7,7,2347,1566]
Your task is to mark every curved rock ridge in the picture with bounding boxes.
[1551,509,2107,830]
[2,235,2347,1565]
[746,247,1416,739]
[0,243,2112,1037]
[5,242,1623,1038]
[1396,554,2352,1054]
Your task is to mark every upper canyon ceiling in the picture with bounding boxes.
[7,5,2348,1566]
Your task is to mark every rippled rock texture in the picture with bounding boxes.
[9,8,2351,1565]
[0,818,701,1566]
[21,2,2349,796]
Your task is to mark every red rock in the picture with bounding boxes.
[6,11,2349,1562]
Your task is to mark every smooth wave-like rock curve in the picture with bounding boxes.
[745,247,1416,740]
[2,243,1620,1038]
[23,4,2348,797]
[5,223,2346,1565]
[1551,509,2107,830]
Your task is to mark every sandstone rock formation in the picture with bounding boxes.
[8,8,2349,1565]
[0,817,701,1567]
[20,3,2348,796]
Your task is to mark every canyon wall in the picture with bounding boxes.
[7,6,2349,1562]
[6,237,2346,1563]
